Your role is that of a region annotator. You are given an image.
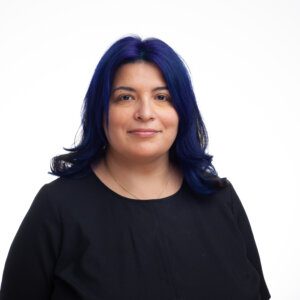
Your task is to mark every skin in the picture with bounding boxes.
[91,61,183,200]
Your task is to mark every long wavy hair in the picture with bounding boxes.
[49,35,228,195]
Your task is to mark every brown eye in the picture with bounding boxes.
[118,94,133,101]
[156,94,170,101]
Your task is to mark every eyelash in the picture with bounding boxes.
[117,94,171,101]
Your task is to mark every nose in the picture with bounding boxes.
[133,97,155,121]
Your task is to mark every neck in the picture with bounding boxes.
[91,149,183,200]
[104,149,171,179]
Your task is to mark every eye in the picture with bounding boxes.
[118,94,133,101]
[156,94,171,101]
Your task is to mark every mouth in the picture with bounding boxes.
[128,129,161,132]
[127,129,161,137]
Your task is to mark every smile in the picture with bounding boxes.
[128,131,161,137]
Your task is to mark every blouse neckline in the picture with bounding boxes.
[88,165,185,204]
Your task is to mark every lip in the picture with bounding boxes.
[128,129,161,137]
[128,129,161,133]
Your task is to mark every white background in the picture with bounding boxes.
[0,0,299,298]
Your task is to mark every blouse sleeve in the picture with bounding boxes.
[228,182,271,299]
[0,184,61,300]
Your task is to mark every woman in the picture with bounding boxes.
[0,35,271,299]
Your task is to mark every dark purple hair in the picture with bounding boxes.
[49,35,228,195]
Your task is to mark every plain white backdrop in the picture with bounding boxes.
[0,0,299,298]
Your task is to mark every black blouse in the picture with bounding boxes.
[0,169,271,299]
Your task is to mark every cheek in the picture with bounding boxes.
[162,111,179,131]
[108,106,129,124]
[105,110,128,138]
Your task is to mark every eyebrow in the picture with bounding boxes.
[111,86,169,93]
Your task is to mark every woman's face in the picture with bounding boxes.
[104,61,179,162]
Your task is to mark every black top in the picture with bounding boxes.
[0,168,271,300]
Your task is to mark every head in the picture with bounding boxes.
[83,35,209,167]
[51,35,224,194]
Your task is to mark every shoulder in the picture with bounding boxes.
[36,171,97,210]
[44,170,93,195]
[206,178,248,222]
[193,177,239,216]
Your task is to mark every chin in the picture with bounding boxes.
[126,149,169,160]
